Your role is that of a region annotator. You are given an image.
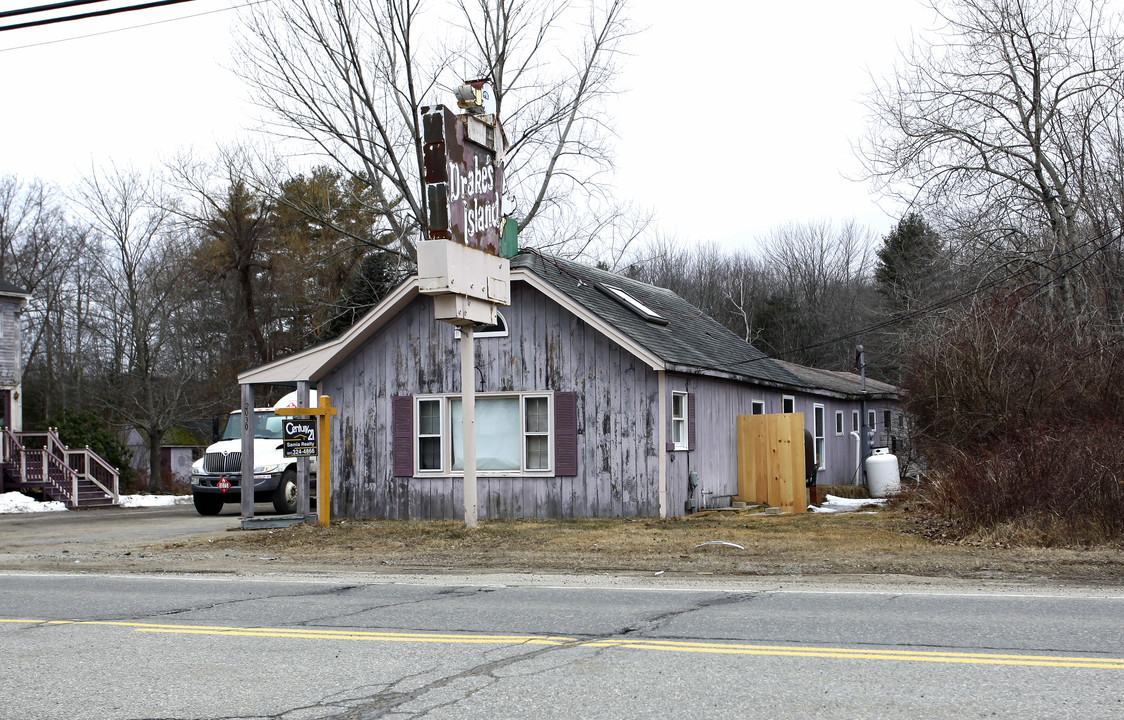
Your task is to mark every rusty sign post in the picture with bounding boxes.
[417,88,510,529]
[276,395,337,528]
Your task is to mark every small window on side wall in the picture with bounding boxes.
[672,391,688,450]
[813,404,826,470]
[835,411,844,436]
[751,400,765,415]
[782,395,795,414]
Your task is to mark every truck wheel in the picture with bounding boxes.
[273,468,299,514]
[193,493,223,516]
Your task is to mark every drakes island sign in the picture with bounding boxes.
[421,105,504,255]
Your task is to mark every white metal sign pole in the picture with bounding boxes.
[461,325,478,527]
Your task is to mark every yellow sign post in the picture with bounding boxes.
[276,395,338,527]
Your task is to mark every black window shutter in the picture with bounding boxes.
[688,392,697,451]
[392,395,414,477]
[554,391,578,476]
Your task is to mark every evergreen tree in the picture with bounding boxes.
[875,213,942,309]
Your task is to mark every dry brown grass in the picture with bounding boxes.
[167,506,1124,583]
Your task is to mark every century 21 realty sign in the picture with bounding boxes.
[421,105,503,255]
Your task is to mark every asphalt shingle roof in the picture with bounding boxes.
[514,251,808,388]
[773,359,900,400]
[0,279,28,296]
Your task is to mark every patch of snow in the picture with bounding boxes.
[808,494,889,514]
[117,494,193,508]
[0,491,67,514]
[0,492,193,513]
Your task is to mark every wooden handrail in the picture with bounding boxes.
[7,429,120,507]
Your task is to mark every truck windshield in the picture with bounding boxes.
[221,411,284,440]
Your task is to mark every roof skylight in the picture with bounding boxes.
[600,284,669,325]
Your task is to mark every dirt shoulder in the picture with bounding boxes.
[3,504,1123,587]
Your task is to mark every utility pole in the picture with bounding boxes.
[856,345,869,486]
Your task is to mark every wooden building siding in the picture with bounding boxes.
[776,394,903,487]
[662,375,905,505]
[0,298,20,388]
[664,374,773,511]
[320,283,663,520]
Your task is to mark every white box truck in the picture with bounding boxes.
[189,391,317,515]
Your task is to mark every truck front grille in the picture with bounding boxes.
[204,452,241,474]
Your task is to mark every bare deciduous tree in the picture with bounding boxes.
[236,0,636,260]
[74,167,208,493]
[0,175,89,417]
[861,0,1124,318]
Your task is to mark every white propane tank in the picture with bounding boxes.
[865,448,900,498]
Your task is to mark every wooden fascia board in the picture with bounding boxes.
[663,363,901,402]
[0,290,31,305]
[513,268,665,371]
[663,363,809,392]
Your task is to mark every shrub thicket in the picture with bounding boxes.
[45,409,137,491]
[901,295,1124,544]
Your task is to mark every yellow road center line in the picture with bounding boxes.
[594,637,1122,664]
[5,618,1122,670]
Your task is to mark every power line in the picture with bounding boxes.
[0,0,264,52]
[0,1,113,20]
[0,0,195,32]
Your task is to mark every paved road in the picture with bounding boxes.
[2,572,1123,719]
[0,501,277,549]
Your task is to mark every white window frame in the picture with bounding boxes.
[835,411,844,436]
[782,395,795,414]
[522,395,552,471]
[414,392,554,476]
[671,391,689,450]
[416,398,445,473]
[868,410,877,431]
[454,311,509,339]
[813,403,826,470]
[852,410,860,433]
[751,400,765,415]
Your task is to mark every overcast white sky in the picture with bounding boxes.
[0,0,937,252]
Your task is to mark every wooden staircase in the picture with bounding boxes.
[0,428,119,508]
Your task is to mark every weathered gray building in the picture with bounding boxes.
[241,252,902,519]
[0,280,30,431]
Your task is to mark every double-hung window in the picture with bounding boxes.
[416,393,553,475]
[523,396,551,470]
[671,391,689,450]
[813,404,826,470]
[417,399,443,471]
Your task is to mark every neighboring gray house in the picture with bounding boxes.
[123,428,207,487]
[0,280,30,432]
[240,252,901,520]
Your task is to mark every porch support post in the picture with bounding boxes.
[658,370,668,518]
[240,383,255,519]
